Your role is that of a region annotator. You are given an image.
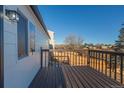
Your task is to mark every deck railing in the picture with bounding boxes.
[50,49,88,66]
[49,49,124,85]
[88,50,124,84]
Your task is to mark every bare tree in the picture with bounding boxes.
[64,34,83,51]
[115,26,124,52]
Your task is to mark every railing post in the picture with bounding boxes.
[40,47,43,68]
[49,49,52,65]
[87,49,90,66]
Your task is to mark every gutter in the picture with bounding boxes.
[30,5,50,39]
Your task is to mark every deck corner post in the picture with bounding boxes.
[40,47,43,68]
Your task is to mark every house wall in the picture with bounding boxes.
[3,5,49,88]
[0,5,4,88]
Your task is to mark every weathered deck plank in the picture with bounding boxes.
[29,63,123,88]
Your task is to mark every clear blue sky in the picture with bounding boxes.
[38,5,124,44]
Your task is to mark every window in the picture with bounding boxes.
[29,22,35,55]
[17,10,28,59]
[49,44,53,49]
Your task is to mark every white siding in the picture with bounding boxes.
[3,5,49,88]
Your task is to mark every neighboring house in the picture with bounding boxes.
[100,45,113,50]
[0,5,50,88]
[48,30,55,49]
[101,45,108,49]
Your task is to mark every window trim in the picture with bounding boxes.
[17,9,28,60]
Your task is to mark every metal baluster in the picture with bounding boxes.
[61,51,62,64]
[105,53,107,75]
[84,50,85,65]
[76,50,77,65]
[81,50,83,66]
[93,51,95,68]
[93,51,95,69]
[96,52,97,70]
[75,51,76,66]
[120,55,123,84]
[79,51,80,66]
[110,54,112,77]
[73,51,74,66]
[102,53,103,73]
[99,52,100,71]
[64,51,65,64]
[70,51,71,65]
[91,51,93,67]
[90,51,91,67]
[114,55,117,80]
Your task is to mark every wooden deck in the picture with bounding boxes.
[29,63,123,88]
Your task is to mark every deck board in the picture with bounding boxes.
[29,63,123,88]
[86,67,121,86]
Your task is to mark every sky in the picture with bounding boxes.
[38,5,124,44]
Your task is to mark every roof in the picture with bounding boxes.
[30,5,50,39]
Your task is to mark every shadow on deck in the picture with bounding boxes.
[29,63,123,88]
